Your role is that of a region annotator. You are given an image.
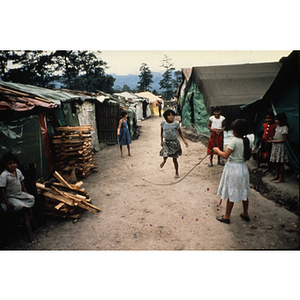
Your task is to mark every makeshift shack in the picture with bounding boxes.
[98,92,139,143]
[240,51,299,172]
[177,62,282,136]
[114,92,150,121]
[0,81,100,178]
[136,91,163,116]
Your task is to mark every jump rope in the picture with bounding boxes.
[118,135,211,186]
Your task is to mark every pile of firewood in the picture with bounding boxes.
[36,171,101,219]
[53,125,97,178]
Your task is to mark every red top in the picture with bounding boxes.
[262,122,277,140]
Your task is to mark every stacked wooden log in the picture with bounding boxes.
[37,171,101,219]
[53,125,97,178]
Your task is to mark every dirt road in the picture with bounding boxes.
[5,116,299,250]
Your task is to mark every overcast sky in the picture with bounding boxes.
[100,50,292,75]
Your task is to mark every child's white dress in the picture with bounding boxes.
[270,125,289,163]
[217,137,250,202]
[0,169,35,212]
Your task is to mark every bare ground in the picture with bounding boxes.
[3,116,299,250]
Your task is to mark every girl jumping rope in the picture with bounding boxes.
[207,106,226,167]
[160,109,188,178]
[268,112,289,183]
[117,111,132,158]
[213,119,252,224]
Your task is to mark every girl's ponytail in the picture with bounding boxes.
[231,119,251,161]
[243,136,251,161]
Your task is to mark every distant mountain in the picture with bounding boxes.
[111,72,163,92]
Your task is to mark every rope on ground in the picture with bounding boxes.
[121,153,210,186]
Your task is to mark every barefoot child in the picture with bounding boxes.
[260,112,277,174]
[0,152,35,212]
[117,111,132,158]
[268,112,289,183]
[160,109,188,178]
[207,106,226,167]
[213,119,252,224]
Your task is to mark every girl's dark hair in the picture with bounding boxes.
[231,119,251,161]
[163,109,175,120]
[275,112,288,126]
[213,106,221,112]
[265,111,275,123]
[120,111,127,118]
[0,151,20,172]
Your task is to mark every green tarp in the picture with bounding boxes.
[180,81,210,137]
[0,115,49,179]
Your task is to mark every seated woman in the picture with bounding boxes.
[0,152,35,212]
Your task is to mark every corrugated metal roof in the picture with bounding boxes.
[191,62,282,109]
[0,81,85,105]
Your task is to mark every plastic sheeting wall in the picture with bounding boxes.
[0,115,49,179]
[75,101,100,151]
[135,102,144,121]
[181,81,210,137]
[146,105,151,118]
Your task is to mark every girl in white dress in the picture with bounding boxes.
[213,119,252,224]
[268,113,289,183]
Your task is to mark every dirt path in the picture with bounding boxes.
[6,116,299,250]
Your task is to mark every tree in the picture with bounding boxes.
[173,70,182,91]
[159,55,175,100]
[1,50,56,88]
[51,50,115,93]
[51,50,81,89]
[121,85,131,92]
[1,50,115,93]
[152,89,159,96]
[0,50,13,81]
[136,63,153,92]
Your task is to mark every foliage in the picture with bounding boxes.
[173,70,182,90]
[152,89,159,96]
[0,50,13,81]
[136,63,153,92]
[0,50,56,88]
[0,50,115,93]
[114,84,137,93]
[159,55,180,100]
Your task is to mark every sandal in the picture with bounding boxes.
[216,215,230,224]
[240,213,250,222]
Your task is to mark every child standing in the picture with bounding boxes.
[268,112,289,183]
[160,109,188,178]
[0,152,35,212]
[117,111,132,158]
[213,119,252,224]
[207,106,226,167]
[260,112,277,174]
